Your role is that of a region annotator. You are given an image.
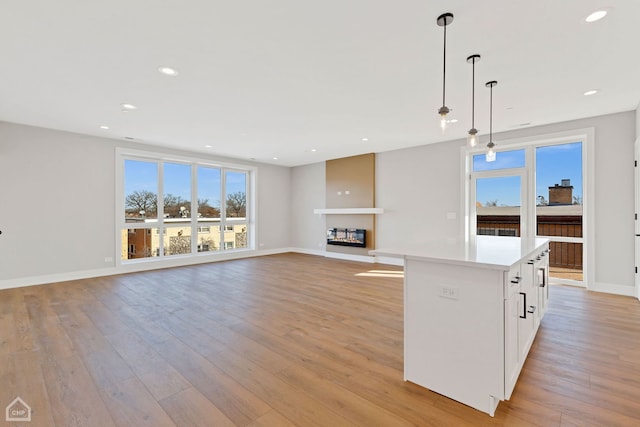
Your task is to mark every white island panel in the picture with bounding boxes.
[371,236,549,416]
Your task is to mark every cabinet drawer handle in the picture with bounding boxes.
[528,306,536,314]
[511,276,521,284]
[538,267,546,288]
[520,292,527,319]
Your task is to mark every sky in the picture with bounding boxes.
[474,142,582,207]
[124,160,246,209]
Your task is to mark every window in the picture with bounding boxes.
[118,150,254,262]
[466,130,592,286]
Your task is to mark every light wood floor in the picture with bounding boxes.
[1,253,639,426]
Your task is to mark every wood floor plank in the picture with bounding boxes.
[211,348,355,427]
[151,335,272,425]
[98,376,175,427]
[246,409,297,427]
[276,362,415,427]
[159,387,236,427]
[104,329,192,401]
[0,352,56,427]
[40,354,117,427]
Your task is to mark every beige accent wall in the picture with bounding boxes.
[325,153,375,255]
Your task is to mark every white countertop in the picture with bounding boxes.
[371,236,549,270]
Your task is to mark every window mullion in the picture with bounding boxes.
[191,164,198,254]
[220,168,227,250]
[158,161,165,257]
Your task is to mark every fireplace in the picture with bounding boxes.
[327,228,366,248]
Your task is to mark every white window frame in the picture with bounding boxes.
[462,128,595,288]
[115,148,257,267]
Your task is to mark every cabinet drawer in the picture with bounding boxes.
[505,266,521,298]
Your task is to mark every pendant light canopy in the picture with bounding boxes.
[437,13,454,133]
[485,80,498,162]
[466,54,480,147]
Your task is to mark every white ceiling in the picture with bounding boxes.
[2,1,639,167]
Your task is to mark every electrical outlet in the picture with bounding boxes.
[438,285,459,300]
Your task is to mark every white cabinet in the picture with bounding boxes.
[518,260,537,362]
[504,265,521,400]
[505,247,550,400]
[374,236,550,417]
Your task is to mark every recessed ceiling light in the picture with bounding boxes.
[124,137,135,140]
[311,148,317,152]
[584,89,598,96]
[158,66,179,76]
[121,103,137,110]
[585,10,607,23]
[100,125,109,130]
[204,145,212,148]
[272,157,279,160]
[362,138,369,141]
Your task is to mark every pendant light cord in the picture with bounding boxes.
[489,83,493,141]
[442,23,447,106]
[471,58,475,128]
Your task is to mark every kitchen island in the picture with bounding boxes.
[371,236,550,416]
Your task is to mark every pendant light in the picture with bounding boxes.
[485,80,498,162]
[466,54,480,147]
[437,13,454,133]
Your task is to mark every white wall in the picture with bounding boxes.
[377,140,463,246]
[292,111,636,295]
[290,162,326,252]
[256,165,292,250]
[0,121,291,287]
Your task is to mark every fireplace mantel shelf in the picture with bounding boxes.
[313,208,384,215]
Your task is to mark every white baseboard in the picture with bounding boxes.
[372,256,404,266]
[0,267,118,291]
[322,251,376,263]
[0,248,293,291]
[588,281,636,297]
[289,247,379,264]
[288,247,326,257]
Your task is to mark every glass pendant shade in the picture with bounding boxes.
[467,129,479,147]
[486,141,496,162]
[439,106,450,132]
